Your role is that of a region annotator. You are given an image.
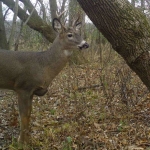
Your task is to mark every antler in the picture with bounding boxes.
[56,10,66,20]
[72,14,80,28]
[55,10,66,28]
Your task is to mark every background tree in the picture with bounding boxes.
[141,0,145,11]
[8,0,19,49]
[0,2,8,49]
[131,0,136,6]
[38,0,46,22]
[49,0,57,20]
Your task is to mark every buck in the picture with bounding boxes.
[0,12,89,145]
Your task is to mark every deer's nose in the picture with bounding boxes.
[83,42,89,49]
[78,41,89,50]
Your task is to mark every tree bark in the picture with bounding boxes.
[0,2,8,49]
[49,0,57,20]
[77,0,150,90]
[0,0,55,42]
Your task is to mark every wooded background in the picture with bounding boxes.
[0,0,150,149]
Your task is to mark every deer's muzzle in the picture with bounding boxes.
[78,41,89,50]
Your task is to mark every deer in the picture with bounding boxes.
[0,11,89,145]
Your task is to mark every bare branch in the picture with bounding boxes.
[24,0,38,25]
[3,7,9,20]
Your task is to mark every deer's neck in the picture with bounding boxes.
[41,36,72,77]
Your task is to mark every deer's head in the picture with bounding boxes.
[52,11,89,51]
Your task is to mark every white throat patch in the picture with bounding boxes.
[64,50,73,57]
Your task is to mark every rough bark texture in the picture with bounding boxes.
[0,2,8,49]
[0,0,55,42]
[77,0,150,90]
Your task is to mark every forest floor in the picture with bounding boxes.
[0,49,150,150]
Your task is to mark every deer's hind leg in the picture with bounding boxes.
[17,90,33,144]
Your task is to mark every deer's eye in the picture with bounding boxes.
[68,33,73,38]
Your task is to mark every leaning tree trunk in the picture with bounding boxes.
[1,0,55,43]
[77,0,150,91]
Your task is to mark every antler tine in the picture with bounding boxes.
[56,10,66,20]
[72,14,80,27]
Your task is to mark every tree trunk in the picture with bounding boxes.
[38,0,46,22]
[0,2,8,49]
[8,0,19,50]
[141,0,145,12]
[77,0,150,90]
[141,0,145,7]
[131,0,135,7]
[60,0,67,13]
[49,0,57,20]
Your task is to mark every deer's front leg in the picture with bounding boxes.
[17,90,33,144]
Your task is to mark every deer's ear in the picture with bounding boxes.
[75,22,82,31]
[52,18,63,33]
